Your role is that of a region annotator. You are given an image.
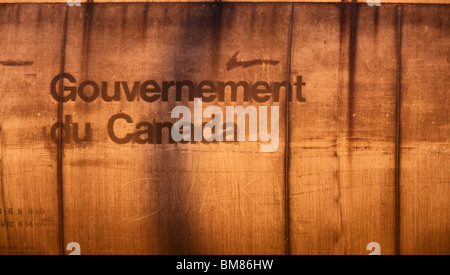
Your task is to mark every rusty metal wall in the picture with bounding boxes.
[0,2,448,255]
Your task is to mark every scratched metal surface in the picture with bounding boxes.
[0,3,448,255]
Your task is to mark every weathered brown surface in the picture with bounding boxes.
[400,5,449,255]
[61,3,289,255]
[0,4,65,255]
[0,3,448,255]
[289,4,398,255]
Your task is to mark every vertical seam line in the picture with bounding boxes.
[58,5,69,256]
[395,4,403,256]
[284,2,294,256]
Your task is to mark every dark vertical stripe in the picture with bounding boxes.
[348,2,358,139]
[57,6,69,256]
[284,3,294,256]
[82,1,94,79]
[395,4,403,256]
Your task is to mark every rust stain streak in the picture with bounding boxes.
[348,1,358,139]
[142,3,149,38]
[335,0,348,246]
[82,1,94,78]
[374,6,379,35]
[211,0,224,69]
[0,61,34,66]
